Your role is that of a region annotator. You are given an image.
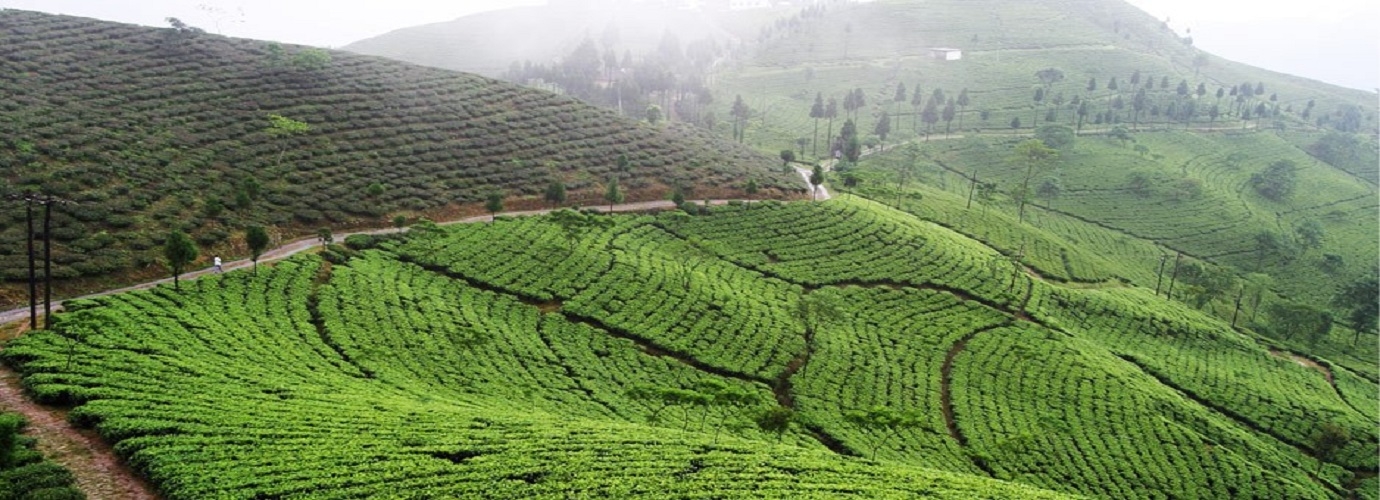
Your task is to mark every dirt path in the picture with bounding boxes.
[1269,349,1334,384]
[0,370,159,500]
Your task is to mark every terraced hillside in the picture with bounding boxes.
[0,10,798,307]
[5,200,1375,499]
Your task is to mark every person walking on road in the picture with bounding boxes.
[213,256,223,273]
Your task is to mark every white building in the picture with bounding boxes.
[929,48,962,61]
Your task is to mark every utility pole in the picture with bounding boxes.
[42,198,54,328]
[9,192,74,330]
[1153,254,1168,296]
[25,199,37,330]
[1165,252,1183,299]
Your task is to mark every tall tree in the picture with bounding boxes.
[164,229,198,291]
[911,84,924,131]
[942,98,957,135]
[485,191,504,222]
[744,179,759,209]
[1333,273,1379,344]
[921,98,940,139]
[892,82,907,129]
[604,177,624,212]
[874,111,892,142]
[809,164,825,201]
[545,180,567,208]
[956,88,971,130]
[730,95,751,142]
[825,98,839,157]
[809,93,825,157]
[1012,139,1058,223]
[246,225,269,275]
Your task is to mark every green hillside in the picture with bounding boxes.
[699,0,1378,364]
[4,200,1375,498]
[0,10,798,308]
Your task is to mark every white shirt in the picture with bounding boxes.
[214,257,222,266]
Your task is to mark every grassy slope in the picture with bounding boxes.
[0,10,799,308]
[5,200,1374,498]
[708,0,1377,374]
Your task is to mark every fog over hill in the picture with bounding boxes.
[1,0,1375,90]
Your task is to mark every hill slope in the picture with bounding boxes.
[4,200,1374,498]
[0,10,798,308]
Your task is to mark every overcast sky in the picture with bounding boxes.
[2,0,1375,90]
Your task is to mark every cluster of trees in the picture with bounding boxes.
[503,30,722,128]
[800,85,970,162]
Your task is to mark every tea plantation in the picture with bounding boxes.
[5,200,1373,499]
[0,9,798,305]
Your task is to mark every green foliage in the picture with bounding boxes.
[265,114,310,137]
[543,180,567,208]
[1265,301,1332,344]
[603,177,624,210]
[290,48,332,71]
[0,413,85,499]
[1034,125,1074,150]
[1333,274,1379,342]
[485,191,504,220]
[779,149,795,166]
[1249,159,1298,201]
[0,10,797,298]
[163,229,198,290]
[246,225,270,264]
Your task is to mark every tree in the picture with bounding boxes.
[1076,100,1089,133]
[317,227,333,245]
[1012,139,1058,223]
[1312,422,1351,471]
[485,191,504,222]
[1009,116,1021,131]
[809,93,825,156]
[1265,301,1331,344]
[845,406,925,459]
[291,49,332,72]
[392,215,408,232]
[942,99,957,135]
[544,180,567,208]
[744,179,759,209]
[645,104,662,125]
[246,226,269,275]
[824,98,839,155]
[1333,273,1379,344]
[1032,87,1045,126]
[1035,125,1075,150]
[163,229,198,291]
[756,406,795,443]
[604,177,624,212]
[874,111,892,141]
[671,185,686,207]
[809,165,825,201]
[1086,77,1098,93]
[730,95,751,142]
[265,114,310,168]
[1036,177,1062,208]
[921,98,940,138]
[1249,159,1298,201]
[956,88,971,130]
[780,149,796,166]
[911,84,925,131]
[1295,219,1325,253]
